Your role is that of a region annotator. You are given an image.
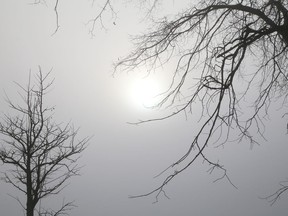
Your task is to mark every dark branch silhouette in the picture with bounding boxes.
[262,179,288,205]
[116,0,288,202]
[87,0,117,36]
[0,68,89,216]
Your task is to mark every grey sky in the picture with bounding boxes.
[0,1,288,216]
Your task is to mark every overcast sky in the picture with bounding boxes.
[0,1,288,216]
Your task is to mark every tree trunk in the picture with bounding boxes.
[26,182,34,216]
[26,203,34,216]
[26,153,34,216]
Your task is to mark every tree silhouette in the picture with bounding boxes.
[115,0,288,202]
[0,69,88,216]
[30,0,288,203]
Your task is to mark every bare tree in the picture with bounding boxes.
[26,0,288,204]
[0,69,88,216]
[114,0,288,201]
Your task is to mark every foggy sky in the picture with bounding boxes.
[0,1,287,216]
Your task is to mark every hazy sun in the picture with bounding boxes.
[129,77,162,109]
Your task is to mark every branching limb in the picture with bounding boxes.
[262,180,288,205]
[87,0,117,37]
[117,0,288,201]
[51,0,60,36]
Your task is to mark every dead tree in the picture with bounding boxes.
[115,0,288,202]
[0,69,88,216]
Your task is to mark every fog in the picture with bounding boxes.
[0,1,287,216]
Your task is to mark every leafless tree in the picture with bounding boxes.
[28,0,288,204]
[114,0,288,202]
[0,69,88,216]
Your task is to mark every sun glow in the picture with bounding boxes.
[129,77,163,109]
